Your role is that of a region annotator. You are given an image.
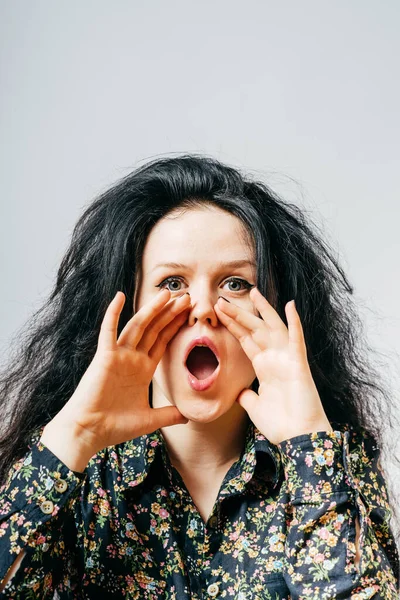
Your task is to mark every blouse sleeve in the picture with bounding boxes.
[0,429,86,596]
[276,425,400,599]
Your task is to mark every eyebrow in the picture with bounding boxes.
[150,259,256,273]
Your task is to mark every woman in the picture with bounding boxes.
[0,154,399,598]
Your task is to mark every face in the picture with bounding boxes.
[134,205,258,423]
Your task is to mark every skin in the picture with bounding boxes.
[0,204,361,591]
[134,204,259,473]
[134,203,361,565]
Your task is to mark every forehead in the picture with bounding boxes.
[142,206,254,269]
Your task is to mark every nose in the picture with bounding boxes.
[186,289,219,328]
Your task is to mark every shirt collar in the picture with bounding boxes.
[113,419,283,494]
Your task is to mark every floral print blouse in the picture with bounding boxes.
[0,419,399,599]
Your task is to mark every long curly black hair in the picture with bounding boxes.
[1,153,399,548]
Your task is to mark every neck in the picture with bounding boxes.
[154,395,250,473]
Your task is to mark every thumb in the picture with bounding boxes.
[152,406,189,430]
[236,388,258,416]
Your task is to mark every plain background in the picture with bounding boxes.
[1,2,399,503]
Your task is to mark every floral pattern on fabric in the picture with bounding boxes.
[0,420,398,599]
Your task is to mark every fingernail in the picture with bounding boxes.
[218,296,230,303]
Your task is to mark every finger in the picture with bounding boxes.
[137,293,191,354]
[149,305,191,364]
[249,287,287,332]
[215,296,262,334]
[215,300,288,355]
[214,304,260,361]
[117,288,173,348]
[98,291,127,352]
[236,388,259,415]
[285,301,308,361]
[149,406,189,430]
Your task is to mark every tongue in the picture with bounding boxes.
[186,347,219,380]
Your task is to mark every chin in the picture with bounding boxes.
[176,396,230,423]
[152,370,254,422]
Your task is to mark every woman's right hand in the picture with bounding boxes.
[40,289,191,468]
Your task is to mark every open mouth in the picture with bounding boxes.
[185,346,219,380]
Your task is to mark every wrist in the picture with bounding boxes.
[277,428,348,502]
[40,417,96,473]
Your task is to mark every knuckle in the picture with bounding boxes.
[238,333,249,345]
[157,331,169,346]
[131,317,146,333]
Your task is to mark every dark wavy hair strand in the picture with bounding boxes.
[0,154,399,553]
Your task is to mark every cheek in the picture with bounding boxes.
[152,343,179,384]
[228,340,255,377]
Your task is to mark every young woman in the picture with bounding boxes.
[0,155,399,598]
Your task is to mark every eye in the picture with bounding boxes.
[155,276,254,294]
[222,277,254,293]
[156,276,185,292]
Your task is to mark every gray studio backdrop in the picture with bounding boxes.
[0,1,399,498]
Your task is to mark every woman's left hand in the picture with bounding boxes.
[214,287,333,445]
